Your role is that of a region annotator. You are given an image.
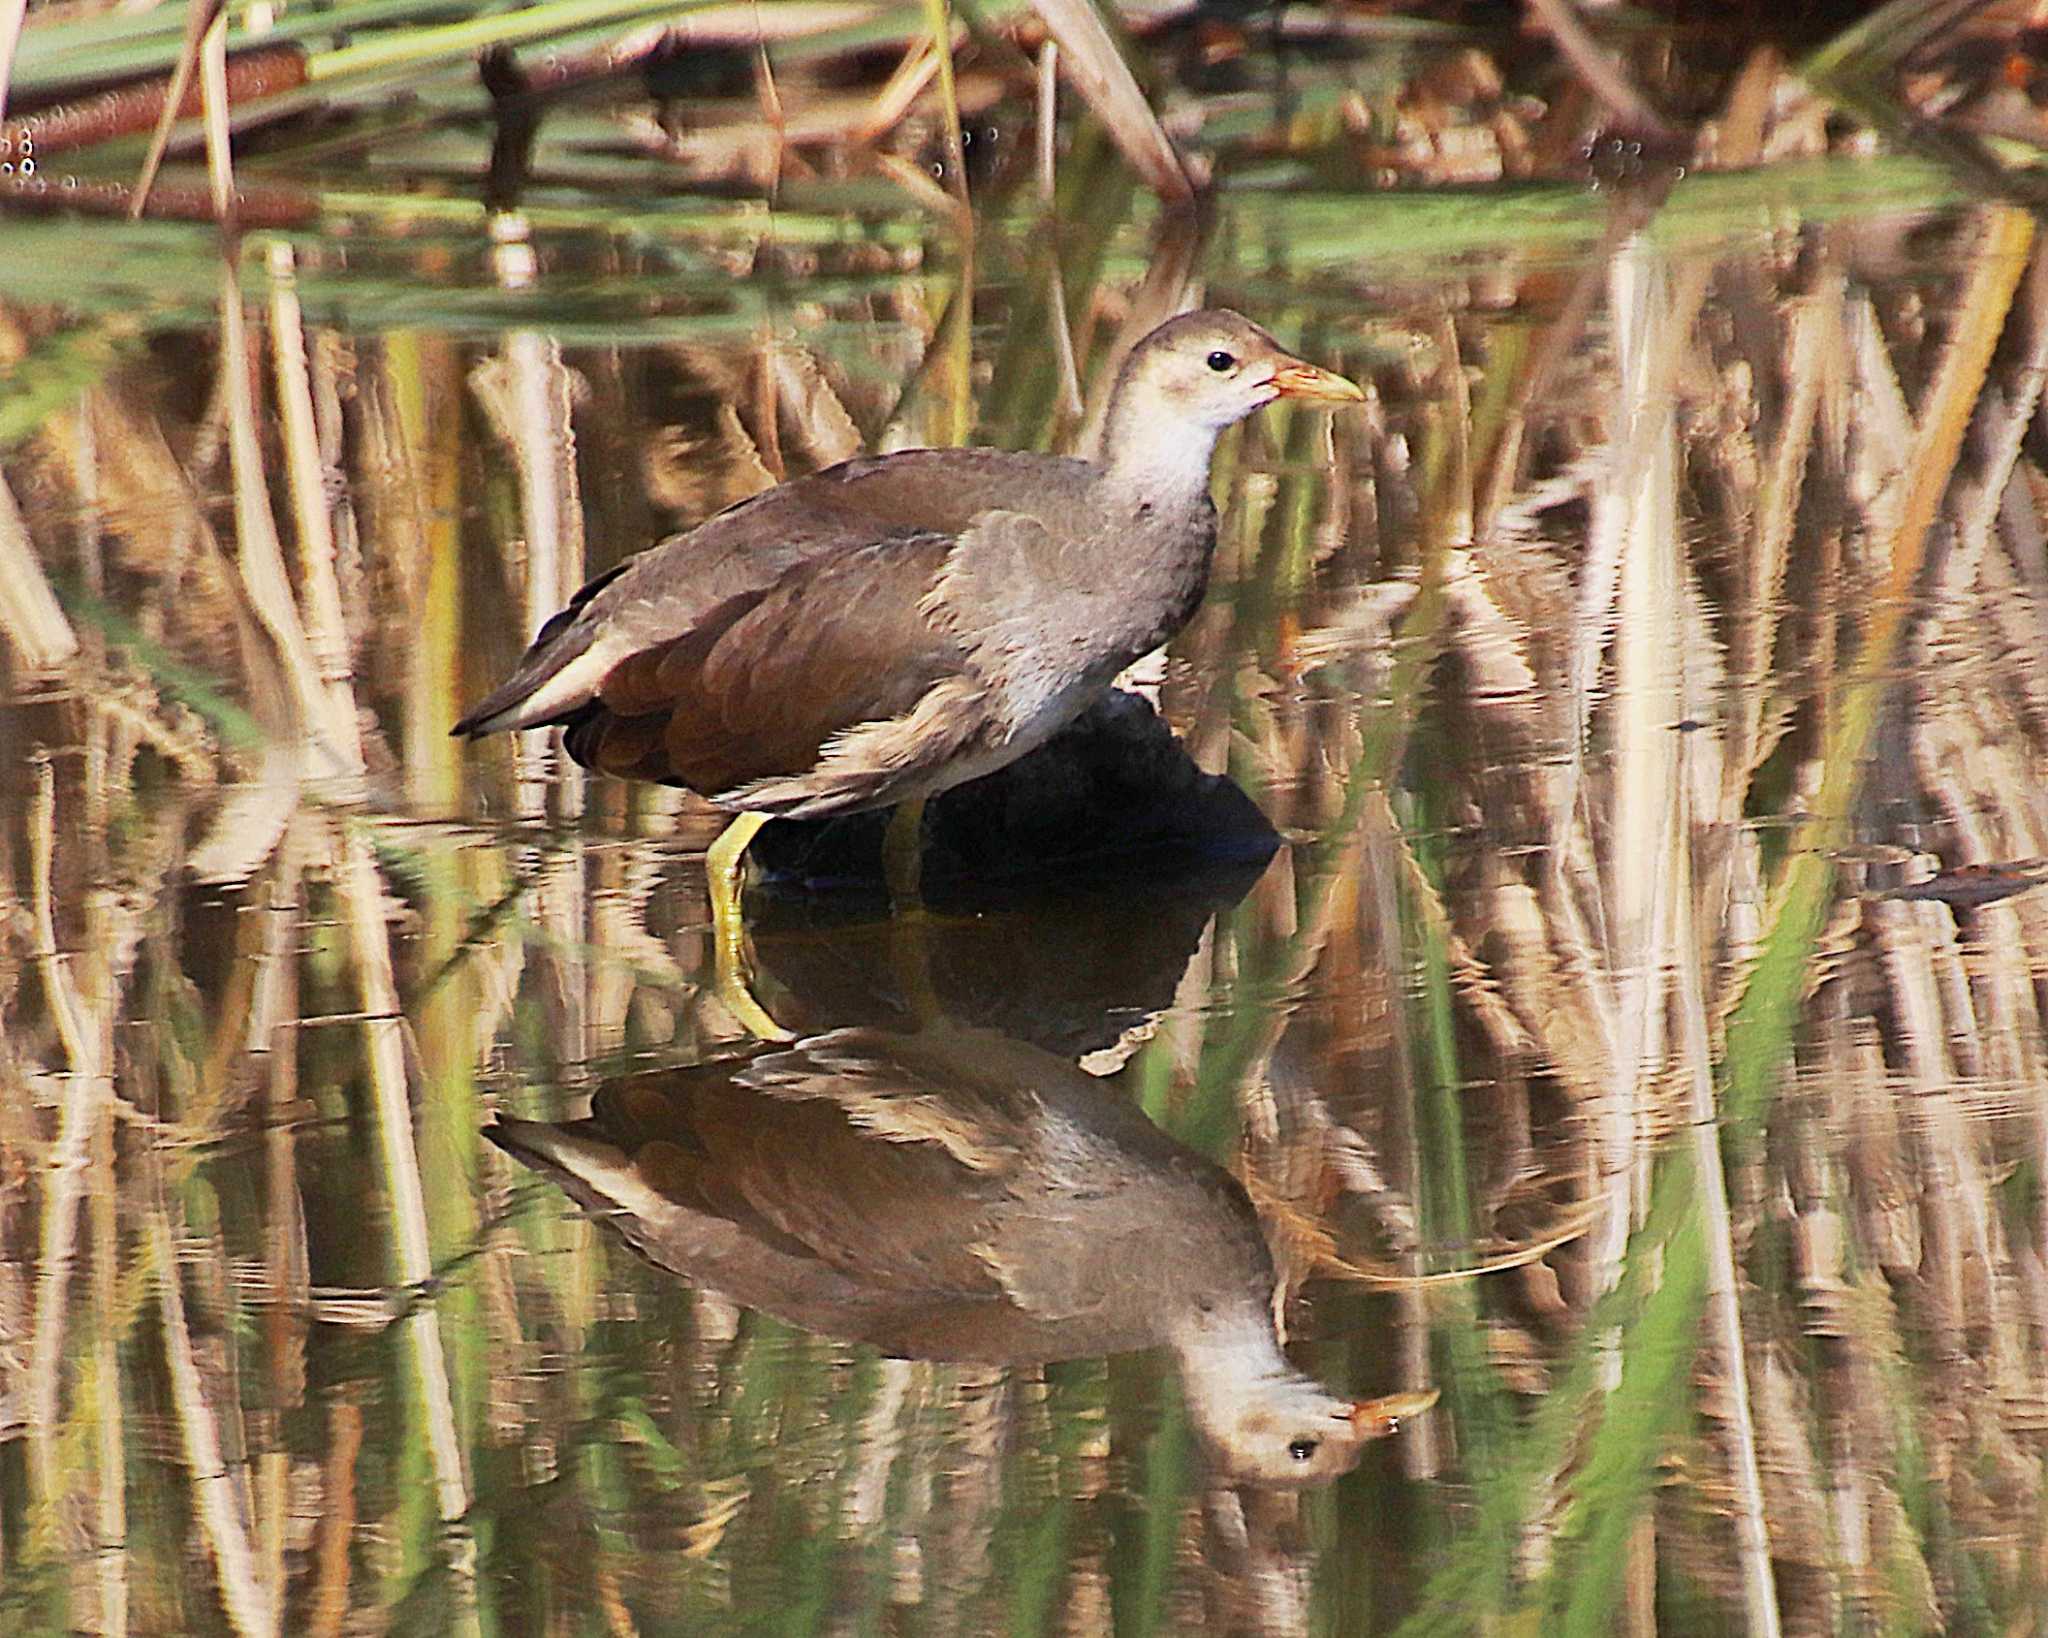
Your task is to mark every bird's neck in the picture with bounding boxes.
[1097,395,1224,514]
[1173,1307,1313,1420]
[1172,1307,1357,1473]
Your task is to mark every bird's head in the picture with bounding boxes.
[1097,309,1363,503]
[1115,309,1365,433]
[1169,1305,1433,1489]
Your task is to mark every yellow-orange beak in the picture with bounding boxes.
[1271,358,1366,404]
[1345,1388,1439,1438]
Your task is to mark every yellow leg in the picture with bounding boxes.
[881,795,928,909]
[705,812,792,1042]
[879,796,943,1027]
[888,904,944,1029]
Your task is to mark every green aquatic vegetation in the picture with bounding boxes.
[1107,1382,1191,1638]
[0,317,144,451]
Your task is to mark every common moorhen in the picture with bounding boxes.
[455,311,1362,1030]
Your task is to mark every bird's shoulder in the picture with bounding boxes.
[729,1026,1054,1176]
[656,447,1094,567]
[580,448,1093,647]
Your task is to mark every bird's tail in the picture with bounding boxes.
[452,561,632,736]
[486,1117,671,1230]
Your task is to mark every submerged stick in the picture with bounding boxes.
[217,260,364,787]
[333,821,479,1621]
[151,1205,280,1638]
[128,0,227,218]
[1674,738,1782,1638]
[0,471,76,672]
[199,6,233,223]
[920,0,974,445]
[1522,0,1680,145]
[921,0,971,219]
[1038,41,1085,421]
[0,169,316,223]
[23,756,100,1502]
[268,241,364,756]
[0,0,27,129]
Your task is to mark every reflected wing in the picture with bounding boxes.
[491,1028,1212,1329]
[543,1034,1032,1303]
[724,1029,1164,1324]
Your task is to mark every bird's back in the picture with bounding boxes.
[454,449,1097,737]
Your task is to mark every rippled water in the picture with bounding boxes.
[5,60,2048,1635]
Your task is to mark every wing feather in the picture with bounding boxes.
[568,533,1007,807]
[455,450,1096,738]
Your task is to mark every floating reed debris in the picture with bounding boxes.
[0,168,317,224]
[0,42,304,157]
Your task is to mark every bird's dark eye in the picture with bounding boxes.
[1206,350,1236,372]
[1287,1438,1318,1462]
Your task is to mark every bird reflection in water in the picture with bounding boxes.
[488,1024,1431,1488]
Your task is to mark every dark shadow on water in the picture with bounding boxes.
[746,687,1279,905]
[746,863,1261,1059]
[728,687,1274,1055]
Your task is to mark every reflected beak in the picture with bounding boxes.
[1270,358,1367,404]
[1345,1388,1439,1438]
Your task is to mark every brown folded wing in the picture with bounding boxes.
[456,449,1095,738]
[564,533,991,811]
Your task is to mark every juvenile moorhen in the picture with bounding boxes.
[454,311,1362,1030]
[487,1024,1432,1488]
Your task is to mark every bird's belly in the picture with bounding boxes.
[709,668,1114,820]
[861,1302,1162,1365]
[918,676,1102,798]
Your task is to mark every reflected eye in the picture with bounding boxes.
[1287,1438,1319,1462]
[1206,350,1236,372]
